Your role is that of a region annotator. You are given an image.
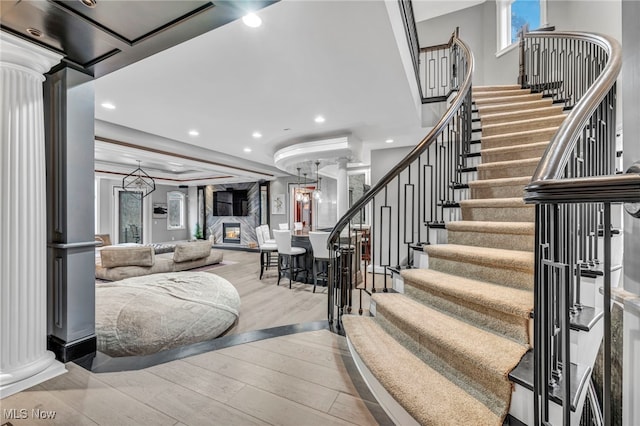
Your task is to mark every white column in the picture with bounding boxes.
[336,158,349,220]
[0,31,65,398]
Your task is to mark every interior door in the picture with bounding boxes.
[118,191,143,243]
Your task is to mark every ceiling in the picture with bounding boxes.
[3,1,460,185]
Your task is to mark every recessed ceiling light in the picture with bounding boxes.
[188,130,199,137]
[242,13,262,28]
[252,131,262,139]
[101,102,116,110]
[243,147,252,153]
[79,0,97,7]
[385,139,394,144]
[26,28,43,38]
[314,116,325,123]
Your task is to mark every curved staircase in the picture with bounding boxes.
[343,85,568,425]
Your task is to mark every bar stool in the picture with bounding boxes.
[308,231,332,293]
[259,224,275,244]
[273,229,306,288]
[255,226,277,279]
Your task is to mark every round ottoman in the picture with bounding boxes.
[96,272,240,357]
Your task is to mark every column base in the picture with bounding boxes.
[48,335,96,363]
[0,359,66,399]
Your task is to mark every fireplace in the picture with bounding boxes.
[223,223,241,244]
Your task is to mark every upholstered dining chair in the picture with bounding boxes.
[278,223,289,230]
[293,222,303,232]
[255,226,278,280]
[273,229,306,288]
[308,231,332,293]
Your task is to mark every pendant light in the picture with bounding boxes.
[122,160,155,198]
[313,161,322,200]
[295,167,304,202]
[302,173,310,204]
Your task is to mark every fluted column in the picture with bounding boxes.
[0,31,65,398]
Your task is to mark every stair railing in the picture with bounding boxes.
[519,30,638,425]
[327,31,474,330]
[420,28,459,102]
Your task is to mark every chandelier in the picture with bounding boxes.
[122,161,155,198]
[301,173,310,204]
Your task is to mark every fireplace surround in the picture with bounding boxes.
[223,223,241,244]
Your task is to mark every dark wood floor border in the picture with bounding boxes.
[77,320,329,373]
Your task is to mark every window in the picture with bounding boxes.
[167,191,186,230]
[497,0,547,55]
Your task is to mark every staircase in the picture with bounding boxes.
[342,86,567,425]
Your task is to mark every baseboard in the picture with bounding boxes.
[47,335,96,363]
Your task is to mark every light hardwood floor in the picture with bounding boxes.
[4,250,389,426]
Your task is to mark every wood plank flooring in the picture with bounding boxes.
[2,330,391,426]
[3,249,390,426]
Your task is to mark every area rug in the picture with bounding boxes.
[96,272,240,357]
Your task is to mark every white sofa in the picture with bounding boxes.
[96,240,223,281]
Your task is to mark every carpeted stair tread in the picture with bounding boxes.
[469,176,531,199]
[469,176,531,187]
[424,244,534,273]
[460,197,529,208]
[476,157,540,177]
[477,99,554,115]
[447,220,535,235]
[460,197,534,222]
[477,158,541,180]
[400,268,533,319]
[479,106,565,125]
[481,115,566,137]
[447,221,534,251]
[342,315,501,426]
[474,93,543,106]
[473,84,522,92]
[481,142,549,163]
[372,293,529,419]
[472,89,531,99]
[481,127,558,149]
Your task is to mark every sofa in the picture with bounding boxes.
[96,240,223,281]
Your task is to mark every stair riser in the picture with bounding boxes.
[471,184,526,199]
[482,116,565,137]
[375,312,514,410]
[428,257,533,290]
[477,99,553,115]
[461,205,535,223]
[482,128,556,149]
[473,85,521,93]
[480,106,564,125]
[448,230,534,252]
[482,144,548,163]
[474,94,543,106]
[472,89,531,99]
[478,162,539,179]
[404,284,531,345]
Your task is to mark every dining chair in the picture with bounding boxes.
[293,222,303,232]
[278,223,289,230]
[273,229,306,288]
[255,226,277,280]
[308,231,332,293]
